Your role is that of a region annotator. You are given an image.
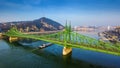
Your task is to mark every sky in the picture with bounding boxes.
[0,0,120,26]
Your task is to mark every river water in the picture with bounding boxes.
[0,32,120,68]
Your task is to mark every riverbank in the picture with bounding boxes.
[98,28,120,43]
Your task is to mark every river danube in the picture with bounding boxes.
[0,32,120,68]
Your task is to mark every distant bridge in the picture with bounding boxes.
[3,23,120,56]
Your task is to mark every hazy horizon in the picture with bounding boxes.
[0,0,120,26]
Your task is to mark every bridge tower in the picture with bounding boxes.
[62,22,72,55]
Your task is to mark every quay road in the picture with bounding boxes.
[23,30,61,34]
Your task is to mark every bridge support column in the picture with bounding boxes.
[62,47,72,55]
[9,36,18,42]
[0,33,3,38]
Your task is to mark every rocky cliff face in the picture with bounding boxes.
[0,17,64,32]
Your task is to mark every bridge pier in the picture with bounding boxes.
[0,33,3,38]
[62,47,72,55]
[9,36,18,42]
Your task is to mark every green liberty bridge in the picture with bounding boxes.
[3,23,120,56]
